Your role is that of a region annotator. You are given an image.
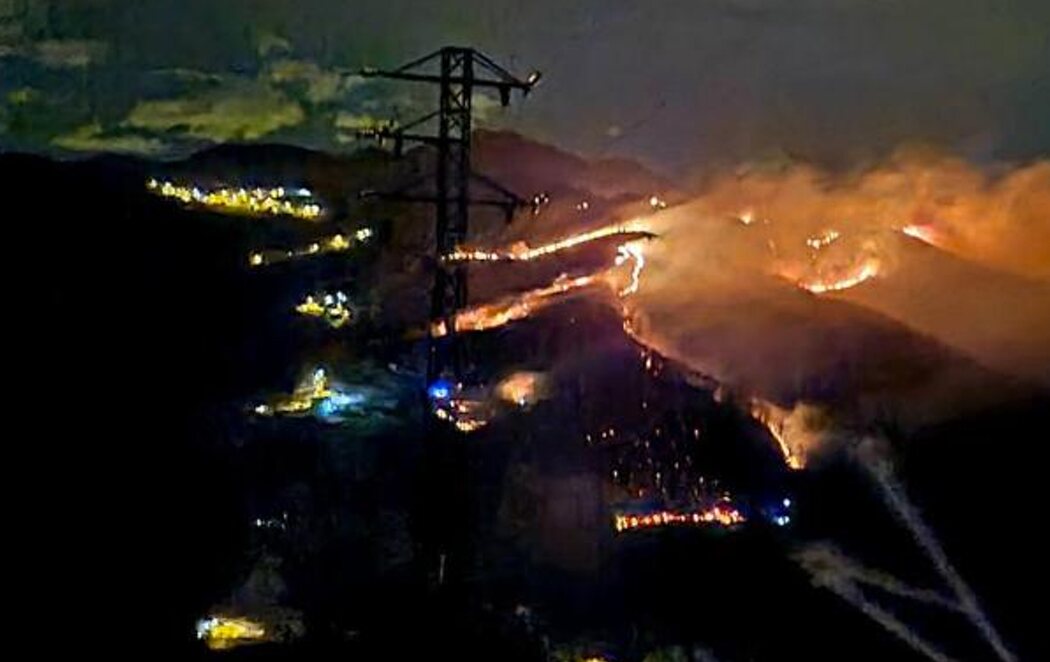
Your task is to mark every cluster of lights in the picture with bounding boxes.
[530,192,551,214]
[599,346,742,512]
[147,178,322,220]
[648,195,668,210]
[252,368,364,422]
[805,229,841,250]
[252,514,289,531]
[613,502,745,533]
[428,380,490,433]
[496,371,544,408]
[195,617,267,650]
[295,291,352,328]
[252,368,327,416]
[249,228,373,267]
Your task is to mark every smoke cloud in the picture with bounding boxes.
[616,149,1050,433]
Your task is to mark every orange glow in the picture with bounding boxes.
[613,504,745,532]
[900,224,939,246]
[796,257,880,294]
[433,237,648,337]
[445,223,646,263]
[432,273,599,337]
[748,399,807,470]
[496,371,544,407]
[615,241,646,296]
[432,225,650,338]
[806,229,841,250]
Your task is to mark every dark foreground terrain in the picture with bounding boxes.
[14,144,1048,661]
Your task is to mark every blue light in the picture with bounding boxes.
[316,390,365,419]
[428,380,453,401]
[783,498,792,508]
[329,392,356,406]
[317,399,336,417]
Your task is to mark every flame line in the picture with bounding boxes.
[446,224,651,263]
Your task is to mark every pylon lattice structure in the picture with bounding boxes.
[359,46,541,384]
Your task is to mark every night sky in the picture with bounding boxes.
[2,0,1049,174]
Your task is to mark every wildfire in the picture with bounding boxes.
[615,241,646,296]
[796,257,880,294]
[900,224,939,246]
[148,178,322,220]
[748,398,814,470]
[613,503,745,532]
[432,273,599,337]
[435,229,650,337]
[445,224,648,263]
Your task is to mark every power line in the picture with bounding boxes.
[357,46,541,385]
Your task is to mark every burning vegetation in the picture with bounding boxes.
[613,502,745,532]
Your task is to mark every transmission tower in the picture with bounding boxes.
[359,47,541,385]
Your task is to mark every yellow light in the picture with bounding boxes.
[148,179,323,220]
[197,617,267,650]
[613,504,745,533]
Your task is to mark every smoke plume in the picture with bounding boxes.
[617,150,1050,433]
